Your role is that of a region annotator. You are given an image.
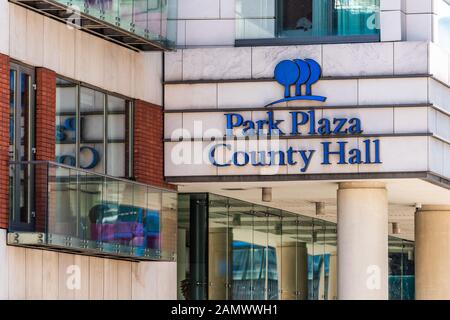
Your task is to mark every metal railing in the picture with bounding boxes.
[8,161,177,261]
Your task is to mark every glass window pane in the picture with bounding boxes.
[107,95,126,176]
[267,208,282,300]
[252,205,268,300]
[56,78,77,167]
[80,87,104,173]
[324,221,337,300]
[208,195,232,300]
[229,198,255,300]
[161,191,177,260]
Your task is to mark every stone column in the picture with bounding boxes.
[415,205,450,300]
[337,182,388,300]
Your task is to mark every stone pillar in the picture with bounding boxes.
[415,205,450,300]
[276,242,308,300]
[337,182,388,300]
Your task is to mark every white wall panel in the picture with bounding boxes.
[42,250,58,299]
[165,50,183,81]
[89,257,104,300]
[0,0,10,55]
[117,261,132,300]
[358,78,428,105]
[104,259,118,300]
[57,22,76,79]
[394,107,429,134]
[0,229,8,299]
[394,42,428,75]
[429,42,450,85]
[429,138,444,175]
[2,245,175,300]
[359,136,428,173]
[165,141,218,176]
[185,19,235,46]
[43,18,60,72]
[444,143,450,178]
[380,11,405,42]
[74,255,90,300]
[133,52,163,105]
[165,113,183,139]
[165,83,217,110]
[9,4,27,62]
[406,14,433,41]
[8,246,26,299]
[25,9,44,66]
[75,32,105,89]
[406,0,433,13]
[178,0,220,19]
[25,249,43,300]
[220,0,236,19]
[429,78,450,113]
[58,253,75,300]
[322,43,394,77]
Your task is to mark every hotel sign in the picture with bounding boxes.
[207,59,381,173]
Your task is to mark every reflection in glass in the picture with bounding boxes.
[179,193,414,301]
[56,78,130,177]
[388,237,415,300]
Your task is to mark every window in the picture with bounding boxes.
[56,77,132,177]
[236,0,380,43]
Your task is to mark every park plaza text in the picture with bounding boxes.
[208,110,381,172]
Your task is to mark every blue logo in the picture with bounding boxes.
[266,59,327,107]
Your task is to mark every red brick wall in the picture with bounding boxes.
[133,99,175,190]
[35,68,56,231]
[35,68,56,161]
[0,54,10,229]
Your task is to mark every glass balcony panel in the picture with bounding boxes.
[9,161,176,261]
[161,191,178,261]
[146,188,162,255]
[118,0,134,31]
[133,0,149,39]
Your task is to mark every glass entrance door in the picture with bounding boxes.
[9,64,35,231]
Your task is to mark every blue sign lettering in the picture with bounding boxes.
[211,109,381,173]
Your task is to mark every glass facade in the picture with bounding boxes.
[8,161,177,261]
[178,193,414,300]
[56,77,131,178]
[236,0,380,42]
